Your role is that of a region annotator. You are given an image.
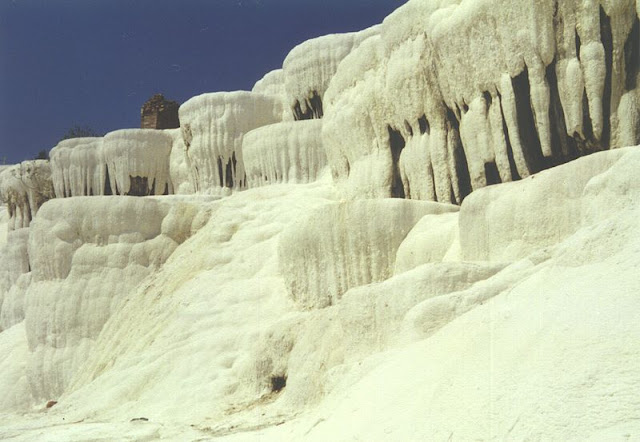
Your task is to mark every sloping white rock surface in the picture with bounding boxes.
[23,196,205,401]
[278,199,458,309]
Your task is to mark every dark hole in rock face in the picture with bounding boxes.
[511,66,544,174]
[482,90,493,107]
[217,157,224,187]
[484,162,501,186]
[418,114,430,135]
[387,126,406,198]
[404,120,413,137]
[46,400,57,409]
[270,375,287,393]
[103,166,113,195]
[546,58,579,164]
[128,176,150,196]
[223,152,237,188]
[624,17,639,91]
[308,91,324,119]
[293,91,323,120]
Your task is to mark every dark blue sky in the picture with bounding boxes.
[0,0,406,164]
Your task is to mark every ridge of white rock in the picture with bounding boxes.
[283,25,380,120]
[252,69,287,100]
[459,147,631,262]
[179,92,284,192]
[323,0,640,202]
[394,211,460,274]
[0,161,54,230]
[50,130,181,198]
[243,120,327,188]
[278,199,459,309]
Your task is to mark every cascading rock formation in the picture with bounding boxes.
[0,0,639,439]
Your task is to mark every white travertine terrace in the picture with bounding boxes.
[49,137,105,198]
[0,161,54,230]
[103,129,173,196]
[243,120,327,188]
[179,91,284,192]
[282,25,380,120]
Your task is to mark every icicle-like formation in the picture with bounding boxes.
[102,129,173,196]
[278,199,458,310]
[243,120,327,188]
[323,0,639,203]
[165,128,194,194]
[283,25,380,120]
[0,161,54,230]
[50,137,105,197]
[179,91,283,192]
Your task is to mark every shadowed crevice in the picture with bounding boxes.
[511,66,544,173]
[599,6,613,150]
[387,126,406,198]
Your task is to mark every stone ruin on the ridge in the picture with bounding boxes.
[140,94,180,129]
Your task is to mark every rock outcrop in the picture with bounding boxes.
[323,0,640,202]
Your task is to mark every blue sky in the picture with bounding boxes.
[0,0,406,163]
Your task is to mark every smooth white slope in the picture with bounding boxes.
[0,148,639,441]
[208,146,640,441]
[49,181,337,424]
[0,228,30,330]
